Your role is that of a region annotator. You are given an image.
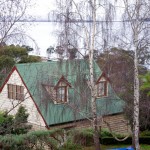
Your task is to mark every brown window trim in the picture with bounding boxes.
[7,84,24,101]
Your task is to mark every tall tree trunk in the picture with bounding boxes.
[89,0,101,149]
[133,37,140,150]
[133,2,140,148]
[89,59,101,150]
[133,0,140,149]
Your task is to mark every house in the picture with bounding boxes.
[0,60,128,133]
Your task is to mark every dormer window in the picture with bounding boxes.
[43,76,71,104]
[54,76,71,104]
[96,73,109,97]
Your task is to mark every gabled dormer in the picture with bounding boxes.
[54,76,71,104]
[43,76,71,104]
[96,72,109,97]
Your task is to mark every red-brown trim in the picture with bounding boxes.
[0,66,16,92]
[54,75,71,89]
[0,66,49,129]
[96,72,110,84]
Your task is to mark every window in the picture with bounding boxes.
[8,84,24,100]
[97,81,107,97]
[56,86,67,103]
[45,75,71,104]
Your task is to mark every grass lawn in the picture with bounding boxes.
[84,144,150,150]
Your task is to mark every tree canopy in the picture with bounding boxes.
[0,45,41,86]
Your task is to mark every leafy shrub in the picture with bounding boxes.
[0,111,14,135]
[11,106,32,134]
[140,130,150,136]
[59,141,82,150]
[100,128,112,138]
[72,128,94,146]
[0,129,62,150]
[0,106,32,135]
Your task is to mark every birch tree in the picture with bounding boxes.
[120,0,150,149]
[51,0,117,149]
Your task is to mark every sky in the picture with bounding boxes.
[25,0,57,56]
[28,0,54,19]
[25,0,125,57]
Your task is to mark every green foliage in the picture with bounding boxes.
[0,112,14,135]
[12,106,32,134]
[140,72,150,96]
[0,45,28,61]
[140,130,150,136]
[100,128,126,139]
[21,45,34,52]
[0,45,41,86]
[70,128,94,146]
[19,55,41,63]
[74,128,94,137]
[59,141,82,150]
[0,45,41,64]
[0,129,63,150]
[0,106,32,135]
[0,55,15,70]
[100,128,113,138]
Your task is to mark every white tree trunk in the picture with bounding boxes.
[89,0,101,149]
[133,36,140,150]
[133,0,140,149]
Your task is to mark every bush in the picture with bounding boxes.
[140,130,150,136]
[0,106,32,135]
[100,128,113,138]
[59,141,82,150]
[0,129,62,150]
[0,112,14,135]
[72,128,94,146]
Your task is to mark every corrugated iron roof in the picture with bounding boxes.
[15,59,124,126]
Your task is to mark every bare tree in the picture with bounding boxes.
[0,0,32,45]
[118,0,150,149]
[50,0,118,149]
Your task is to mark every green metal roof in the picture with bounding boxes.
[15,59,124,126]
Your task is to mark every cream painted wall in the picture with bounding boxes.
[0,70,46,129]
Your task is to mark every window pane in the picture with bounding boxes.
[57,87,65,102]
[20,86,24,94]
[12,85,16,99]
[16,86,20,93]
[16,86,24,100]
[8,84,12,92]
[8,85,12,99]
[98,82,106,96]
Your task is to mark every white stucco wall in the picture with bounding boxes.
[0,70,46,129]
